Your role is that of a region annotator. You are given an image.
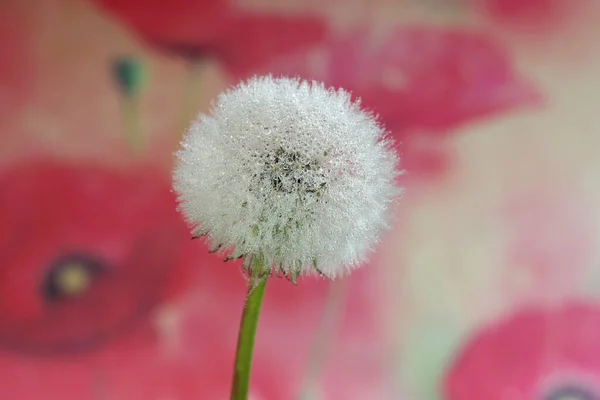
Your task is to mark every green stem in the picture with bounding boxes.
[121,94,142,155]
[112,57,145,155]
[230,267,268,400]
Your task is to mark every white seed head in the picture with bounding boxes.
[173,75,401,279]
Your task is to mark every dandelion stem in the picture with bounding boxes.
[230,262,268,400]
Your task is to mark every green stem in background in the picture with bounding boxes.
[297,279,349,400]
[230,261,269,400]
[112,57,145,155]
[120,95,142,154]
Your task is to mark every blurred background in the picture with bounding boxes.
[2,0,600,399]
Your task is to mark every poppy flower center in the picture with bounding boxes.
[42,254,106,301]
[545,384,599,400]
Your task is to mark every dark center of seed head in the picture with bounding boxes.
[260,146,327,196]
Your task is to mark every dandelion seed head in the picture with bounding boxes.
[173,75,401,279]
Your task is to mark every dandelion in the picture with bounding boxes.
[172,75,401,400]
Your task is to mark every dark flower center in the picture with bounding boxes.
[544,384,599,400]
[256,146,327,197]
[42,254,106,302]
[0,245,170,355]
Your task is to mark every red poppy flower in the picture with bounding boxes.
[445,302,600,400]
[0,161,197,354]
[92,0,326,78]
[266,26,541,179]
[0,160,237,398]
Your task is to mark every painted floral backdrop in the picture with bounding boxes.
[2,0,600,399]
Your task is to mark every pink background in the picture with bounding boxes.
[2,0,600,399]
